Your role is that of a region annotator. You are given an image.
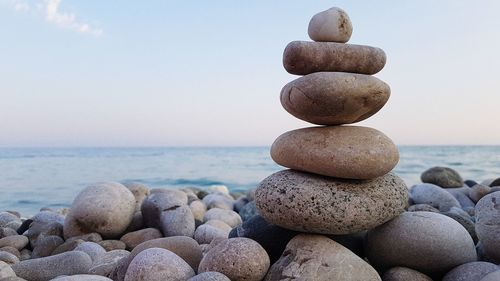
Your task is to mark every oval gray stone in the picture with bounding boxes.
[421,166,464,188]
[308,7,352,43]
[188,272,231,281]
[255,170,408,234]
[409,183,461,211]
[382,267,432,281]
[442,261,498,281]
[475,192,500,262]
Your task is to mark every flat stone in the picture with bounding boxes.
[203,208,242,228]
[255,170,408,234]
[271,126,398,179]
[410,183,461,211]
[199,237,270,281]
[0,236,28,251]
[74,242,106,262]
[475,191,500,262]
[382,267,432,281]
[124,248,195,281]
[64,182,136,239]
[280,72,390,125]
[120,228,162,250]
[442,261,498,281]
[366,212,477,276]
[188,272,231,281]
[283,41,386,75]
[421,166,464,188]
[265,234,380,281]
[12,251,93,281]
[98,240,126,251]
[407,204,440,213]
[308,7,352,43]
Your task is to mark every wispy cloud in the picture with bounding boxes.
[7,0,103,36]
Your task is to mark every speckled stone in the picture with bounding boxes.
[51,275,113,281]
[74,241,106,262]
[407,204,440,213]
[366,212,477,276]
[64,182,136,239]
[124,182,150,212]
[421,166,464,188]
[188,272,231,281]
[0,261,16,279]
[124,248,194,281]
[0,251,19,265]
[199,238,270,281]
[308,7,352,43]
[159,205,195,237]
[0,236,28,251]
[255,170,408,234]
[280,72,390,125]
[89,249,130,277]
[194,224,229,244]
[283,41,386,75]
[141,191,188,229]
[98,240,127,251]
[120,228,162,250]
[265,234,380,281]
[475,191,500,262]
[271,126,399,180]
[203,208,242,228]
[31,235,64,258]
[480,271,500,281]
[382,267,432,281]
[442,261,498,281]
[410,183,461,211]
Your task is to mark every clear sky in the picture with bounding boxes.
[1,0,499,146]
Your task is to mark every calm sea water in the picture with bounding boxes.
[0,146,498,215]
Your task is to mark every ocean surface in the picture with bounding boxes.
[0,146,498,216]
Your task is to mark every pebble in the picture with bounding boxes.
[206,185,230,195]
[480,271,500,281]
[265,234,380,281]
[442,261,498,281]
[271,126,398,179]
[238,201,259,221]
[188,272,231,281]
[51,275,113,281]
[124,248,195,281]
[124,212,144,233]
[442,208,478,243]
[382,267,432,281]
[199,238,270,281]
[489,177,500,187]
[465,179,478,187]
[194,224,229,244]
[88,249,129,277]
[0,251,19,265]
[0,236,28,251]
[19,249,31,261]
[51,239,84,255]
[366,211,477,276]
[123,182,150,212]
[255,170,408,234]
[189,200,207,222]
[469,184,492,203]
[159,205,195,237]
[447,187,476,209]
[12,251,93,281]
[407,204,439,212]
[64,182,136,239]
[202,193,234,210]
[280,72,390,125]
[420,166,464,188]
[0,247,20,259]
[74,241,106,262]
[409,183,461,211]
[0,213,21,230]
[141,191,188,229]
[120,228,162,250]
[283,41,386,75]
[475,191,500,262]
[0,228,18,239]
[98,240,127,251]
[0,261,16,279]
[203,208,242,228]
[31,235,64,258]
[308,7,352,43]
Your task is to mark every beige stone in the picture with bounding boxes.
[120,228,162,250]
[271,126,399,179]
[308,7,352,43]
[283,41,386,75]
[255,170,408,234]
[281,72,390,125]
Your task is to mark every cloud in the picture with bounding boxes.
[7,0,103,36]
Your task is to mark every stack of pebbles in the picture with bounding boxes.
[254,7,409,279]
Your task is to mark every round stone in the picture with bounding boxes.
[382,267,432,281]
[0,235,28,251]
[481,271,500,281]
[89,249,130,277]
[280,72,390,125]
[283,41,386,75]
[159,205,195,237]
[271,126,398,179]
[475,191,500,262]
[199,238,270,281]
[74,241,106,262]
[203,208,242,228]
[188,272,231,281]
[52,275,113,281]
[123,182,150,212]
[421,166,464,188]
[124,248,195,281]
[265,234,380,281]
[366,212,477,276]
[64,182,136,239]
[308,7,352,43]
[120,228,162,250]
[469,184,492,203]
[409,183,461,211]
[442,261,498,281]
[255,170,408,234]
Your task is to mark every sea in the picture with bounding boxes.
[0,146,498,216]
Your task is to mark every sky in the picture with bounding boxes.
[1,0,499,147]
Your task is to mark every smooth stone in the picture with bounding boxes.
[489,178,500,187]
[189,200,207,222]
[74,242,106,262]
[283,41,386,75]
[228,215,298,264]
[308,7,352,43]
[442,208,478,243]
[271,126,398,179]
[124,248,195,281]
[238,201,259,222]
[265,234,380,281]
[51,239,84,255]
[32,235,64,258]
[470,184,492,203]
[66,233,103,244]
[366,212,477,276]
[64,182,136,239]
[233,197,249,213]
[159,205,195,237]
[120,228,162,250]
[328,231,366,259]
[382,267,432,281]
[203,208,242,228]
[51,275,113,281]
[480,271,500,281]
[0,247,20,259]
[98,240,126,251]
[88,249,129,277]
[442,261,498,281]
[202,193,234,210]
[421,166,464,188]
[0,277,27,281]
[26,221,63,248]
[123,182,150,212]
[194,224,229,244]
[0,213,21,230]
[0,261,16,279]
[199,238,270,281]
[475,192,500,262]
[280,72,390,125]
[124,212,144,233]
[141,191,188,229]
[255,170,408,234]
[188,272,231,281]
[205,185,230,195]
[465,180,478,187]
[12,251,92,281]
[0,228,17,239]
[407,204,440,213]
[410,183,461,211]
[447,187,476,209]
[204,220,232,232]
[0,236,28,251]
[0,252,19,265]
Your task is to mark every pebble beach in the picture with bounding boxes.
[1,6,500,281]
